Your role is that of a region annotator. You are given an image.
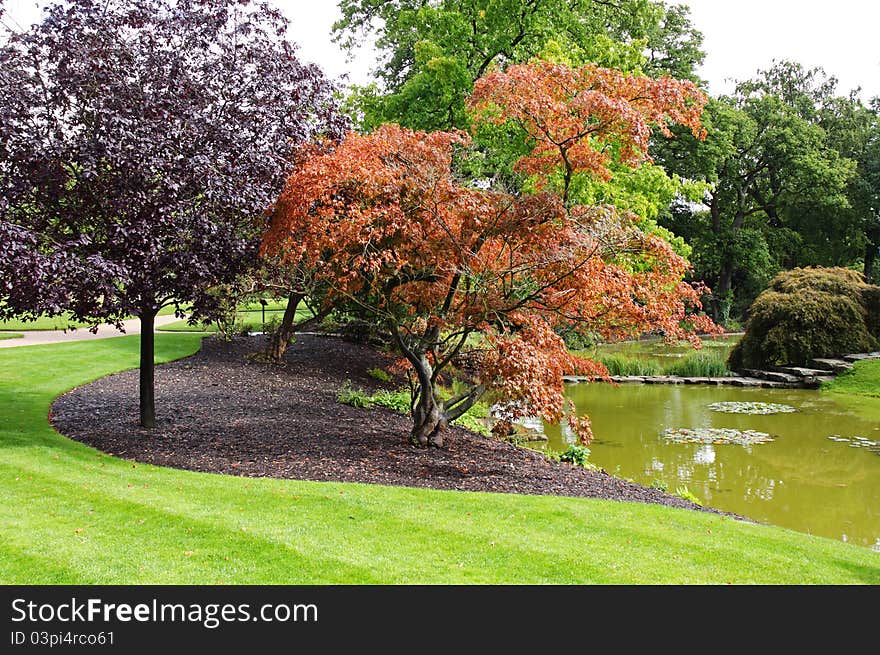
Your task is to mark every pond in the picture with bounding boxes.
[589,334,740,362]
[539,383,880,551]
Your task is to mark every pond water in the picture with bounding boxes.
[539,384,880,550]
[589,334,740,362]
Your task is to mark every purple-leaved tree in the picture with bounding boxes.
[0,0,347,427]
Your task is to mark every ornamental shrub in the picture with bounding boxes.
[728,267,880,370]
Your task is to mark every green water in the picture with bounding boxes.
[541,384,880,550]
[587,334,740,363]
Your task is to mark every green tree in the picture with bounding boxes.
[656,85,856,322]
[738,61,878,275]
[335,0,705,131]
[819,95,880,281]
[864,104,880,281]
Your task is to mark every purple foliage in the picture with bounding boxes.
[0,0,348,426]
[0,0,348,324]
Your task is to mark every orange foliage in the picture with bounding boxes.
[468,61,707,187]
[262,63,716,445]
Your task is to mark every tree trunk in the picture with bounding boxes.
[411,389,446,447]
[266,293,304,363]
[139,307,157,429]
[409,353,446,447]
[712,263,734,325]
[865,232,879,284]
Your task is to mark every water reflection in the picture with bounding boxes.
[693,444,715,465]
[538,384,880,549]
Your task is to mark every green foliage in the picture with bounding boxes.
[599,351,731,377]
[557,326,598,352]
[599,354,663,376]
[337,380,371,408]
[368,389,412,414]
[675,486,701,505]
[729,267,880,369]
[666,351,730,377]
[538,34,646,73]
[649,479,669,493]
[367,367,393,383]
[557,444,595,469]
[655,82,859,322]
[335,0,705,132]
[454,412,492,438]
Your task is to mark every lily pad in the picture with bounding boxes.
[663,427,775,445]
[827,435,880,453]
[707,401,797,415]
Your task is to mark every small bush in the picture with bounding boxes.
[368,389,412,413]
[455,412,492,437]
[366,367,393,383]
[674,485,701,505]
[649,479,669,493]
[337,381,371,408]
[729,267,880,370]
[557,444,594,468]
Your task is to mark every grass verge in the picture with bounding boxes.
[1,335,877,584]
[158,309,314,333]
[0,333,23,340]
[0,306,178,331]
[822,359,880,398]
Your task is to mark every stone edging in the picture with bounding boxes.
[564,352,880,389]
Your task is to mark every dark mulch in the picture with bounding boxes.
[50,334,744,518]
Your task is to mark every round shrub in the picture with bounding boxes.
[728,267,880,370]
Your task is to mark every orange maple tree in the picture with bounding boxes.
[468,60,708,202]
[262,63,717,448]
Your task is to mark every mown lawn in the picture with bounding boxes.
[0,305,178,331]
[157,308,314,333]
[0,333,23,340]
[823,359,880,398]
[1,335,878,584]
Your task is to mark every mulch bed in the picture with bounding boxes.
[50,334,743,518]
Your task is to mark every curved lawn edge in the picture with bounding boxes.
[1,335,878,584]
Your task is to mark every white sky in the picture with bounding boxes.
[3,1,879,100]
[685,0,880,100]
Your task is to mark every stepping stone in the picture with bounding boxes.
[744,369,801,384]
[843,352,880,363]
[758,381,787,389]
[799,375,837,389]
[774,366,833,378]
[811,358,853,373]
[727,378,764,387]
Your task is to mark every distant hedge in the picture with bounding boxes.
[728,267,880,370]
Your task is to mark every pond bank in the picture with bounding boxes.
[566,351,880,389]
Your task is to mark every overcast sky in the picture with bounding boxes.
[4,0,879,100]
